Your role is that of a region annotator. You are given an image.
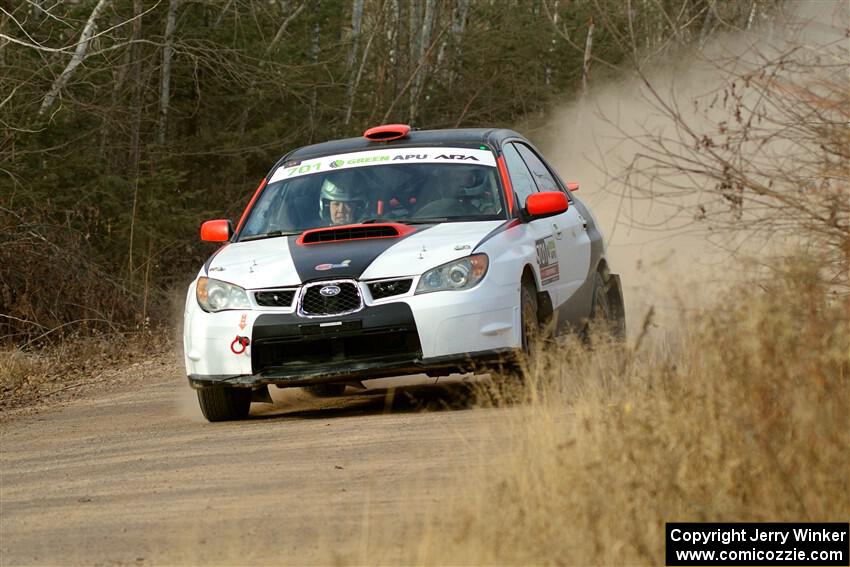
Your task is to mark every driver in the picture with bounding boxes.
[319,176,369,225]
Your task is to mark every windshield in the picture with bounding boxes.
[239,146,505,240]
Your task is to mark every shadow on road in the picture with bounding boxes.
[249,383,482,422]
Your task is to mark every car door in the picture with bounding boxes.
[512,142,591,309]
[500,143,561,301]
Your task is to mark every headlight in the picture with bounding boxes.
[415,254,489,294]
[196,277,251,312]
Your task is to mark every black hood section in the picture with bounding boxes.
[286,227,430,283]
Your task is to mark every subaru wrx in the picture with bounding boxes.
[184,125,625,421]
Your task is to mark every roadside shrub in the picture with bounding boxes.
[0,207,140,344]
[360,257,849,565]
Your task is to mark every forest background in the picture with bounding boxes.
[1,0,780,351]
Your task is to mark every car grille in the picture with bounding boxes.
[254,289,296,308]
[368,278,412,300]
[252,327,422,373]
[299,281,362,316]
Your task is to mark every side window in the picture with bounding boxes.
[501,143,537,206]
[515,143,563,195]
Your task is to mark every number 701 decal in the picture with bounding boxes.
[286,163,321,176]
[535,236,560,285]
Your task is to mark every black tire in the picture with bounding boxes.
[196,387,252,422]
[587,270,626,339]
[304,383,347,397]
[591,271,613,322]
[520,277,539,356]
[491,277,540,396]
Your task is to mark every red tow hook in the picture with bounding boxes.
[230,336,250,355]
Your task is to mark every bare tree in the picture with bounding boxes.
[127,0,144,280]
[409,0,436,122]
[38,0,111,117]
[346,0,364,75]
[698,1,716,48]
[345,2,380,126]
[435,0,469,92]
[158,0,179,144]
[343,0,364,124]
[309,0,321,131]
[581,16,594,95]
[621,33,849,286]
[266,1,305,55]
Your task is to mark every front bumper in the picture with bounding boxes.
[188,348,516,389]
[183,277,520,385]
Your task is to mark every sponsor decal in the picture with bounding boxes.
[319,285,341,297]
[346,155,390,164]
[435,154,479,161]
[238,313,247,330]
[535,236,560,285]
[315,259,352,271]
[268,147,496,183]
[392,154,428,161]
[281,163,321,177]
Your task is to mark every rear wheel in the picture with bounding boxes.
[197,387,252,422]
[304,383,347,398]
[587,270,626,340]
[591,271,612,321]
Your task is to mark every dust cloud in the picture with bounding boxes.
[535,0,848,333]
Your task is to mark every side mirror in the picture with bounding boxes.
[566,182,579,192]
[525,192,568,220]
[200,219,233,242]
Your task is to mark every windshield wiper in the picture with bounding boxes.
[361,217,488,225]
[405,218,450,224]
[240,230,300,242]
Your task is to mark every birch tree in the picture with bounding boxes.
[345,1,379,126]
[309,0,321,129]
[266,2,305,55]
[581,16,594,95]
[436,0,469,92]
[158,0,179,144]
[38,0,111,117]
[346,0,364,76]
[409,0,436,122]
[343,0,364,125]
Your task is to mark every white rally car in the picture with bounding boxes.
[184,124,625,421]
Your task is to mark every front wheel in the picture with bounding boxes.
[489,278,540,398]
[197,387,252,422]
[520,278,540,356]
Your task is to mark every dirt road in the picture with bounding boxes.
[1,356,514,565]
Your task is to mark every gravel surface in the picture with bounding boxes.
[1,357,513,565]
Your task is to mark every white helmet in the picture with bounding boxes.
[319,177,368,221]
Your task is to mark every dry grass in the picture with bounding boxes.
[359,257,849,565]
[0,330,172,413]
